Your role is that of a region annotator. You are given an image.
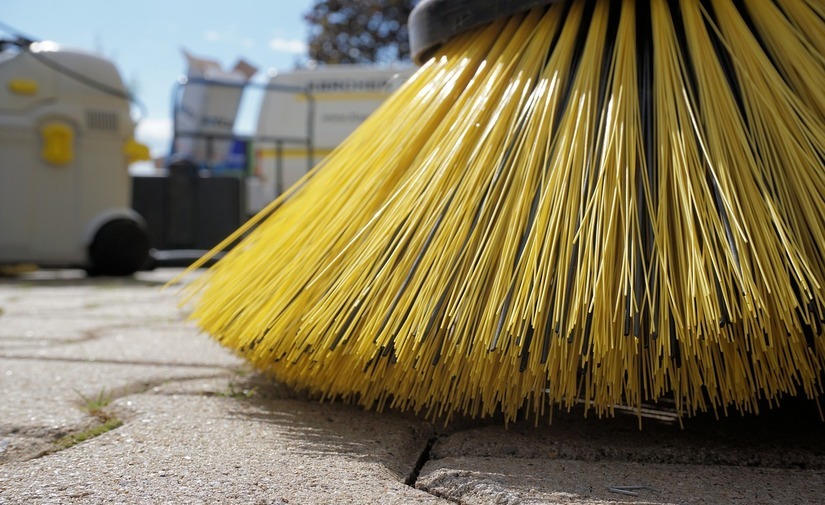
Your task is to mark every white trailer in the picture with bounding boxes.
[0,39,151,274]
[247,64,414,213]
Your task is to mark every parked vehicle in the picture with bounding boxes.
[0,37,151,275]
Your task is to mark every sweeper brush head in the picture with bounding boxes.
[181,0,825,423]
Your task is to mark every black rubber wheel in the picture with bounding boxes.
[87,218,151,276]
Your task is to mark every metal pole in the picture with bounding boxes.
[306,89,315,173]
[276,139,284,196]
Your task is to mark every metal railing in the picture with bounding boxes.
[169,76,316,193]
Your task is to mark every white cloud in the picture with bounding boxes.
[268,38,306,54]
[205,30,220,41]
[135,117,173,157]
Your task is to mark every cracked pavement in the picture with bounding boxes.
[1,268,824,504]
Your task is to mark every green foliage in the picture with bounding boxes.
[217,380,258,399]
[75,388,113,416]
[305,0,417,64]
[56,418,123,449]
[54,389,123,451]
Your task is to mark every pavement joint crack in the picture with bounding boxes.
[1,373,238,464]
[95,372,240,400]
[5,411,127,463]
[406,436,437,487]
[0,354,237,369]
[0,321,181,352]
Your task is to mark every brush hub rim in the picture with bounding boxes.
[408,0,560,64]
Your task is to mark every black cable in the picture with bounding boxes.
[0,19,38,45]
[27,50,148,118]
[0,19,148,121]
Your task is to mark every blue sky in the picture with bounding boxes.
[3,0,316,157]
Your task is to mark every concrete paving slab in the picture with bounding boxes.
[417,404,825,504]
[0,378,449,504]
[0,268,245,466]
[428,405,825,469]
[0,319,104,347]
[0,268,449,504]
[3,325,241,368]
[2,267,824,504]
[418,457,825,504]
[0,358,236,463]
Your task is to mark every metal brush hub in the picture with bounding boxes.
[408,0,561,64]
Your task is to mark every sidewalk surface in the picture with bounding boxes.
[0,267,823,504]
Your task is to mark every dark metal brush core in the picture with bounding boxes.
[408,0,561,64]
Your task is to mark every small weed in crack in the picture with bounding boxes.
[55,418,123,450]
[217,381,258,400]
[49,388,125,451]
[75,388,115,420]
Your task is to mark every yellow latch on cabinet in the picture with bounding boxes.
[41,121,74,166]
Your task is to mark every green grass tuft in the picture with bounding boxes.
[56,418,123,449]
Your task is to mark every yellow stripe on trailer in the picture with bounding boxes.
[256,147,334,159]
[293,92,392,102]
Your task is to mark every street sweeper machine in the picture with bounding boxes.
[0,35,151,275]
